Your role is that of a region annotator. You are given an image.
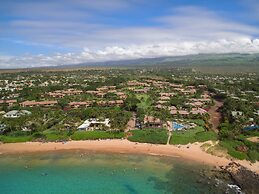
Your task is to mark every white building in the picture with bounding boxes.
[3,110,32,118]
[78,118,111,130]
[231,111,243,118]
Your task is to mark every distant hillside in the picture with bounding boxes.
[60,53,259,73]
[68,53,259,67]
[1,53,259,73]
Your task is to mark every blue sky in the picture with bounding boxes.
[0,0,259,68]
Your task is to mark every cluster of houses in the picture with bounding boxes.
[47,89,83,98]
[2,72,257,132]
[0,72,97,93]
[0,84,128,109]
[155,94,210,116]
[169,108,208,116]
[85,86,127,99]
[20,100,58,107]
[68,100,124,109]
[0,98,125,109]
[126,79,212,117]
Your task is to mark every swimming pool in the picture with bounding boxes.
[172,122,185,131]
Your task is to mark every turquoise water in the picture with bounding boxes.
[172,122,185,130]
[0,151,234,194]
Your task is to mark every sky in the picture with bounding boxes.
[0,0,259,68]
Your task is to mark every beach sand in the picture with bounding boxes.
[0,139,258,173]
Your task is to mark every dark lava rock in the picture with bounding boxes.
[224,162,259,194]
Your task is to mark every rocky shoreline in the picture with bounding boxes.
[216,162,259,194]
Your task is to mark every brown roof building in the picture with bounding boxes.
[20,100,58,107]
[0,99,17,106]
[144,115,163,128]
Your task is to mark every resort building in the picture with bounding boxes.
[97,100,124,107]
[68,101,92,109]
[96,86,116,92]
[77,118,111,130]
[47,89,83,98]
[0,99,17,106]
[159,93,175,97]
[115,92,127,99]
[20,100,58,107]
[159,96,171,101]
[190,108,207,115]
[3,110,32,118]
[127,81,149,87]
[231,111,243,118]
[133,88,150,93]
[144,115,163,128]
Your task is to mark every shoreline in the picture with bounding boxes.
[0,139,258,173]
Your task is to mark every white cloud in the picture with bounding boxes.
[1,38,259,68]
[1,5,259,68]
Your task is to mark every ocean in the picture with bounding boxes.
[0,151,238,194]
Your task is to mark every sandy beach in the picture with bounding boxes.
[0,139,258,173]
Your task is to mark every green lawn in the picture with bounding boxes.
[0,135,33,143]
[128,128,168,144]
[0,130,124,143]
[136,94,152,110]
[71,131,125,140]
[219,139,259,162]
[43,130,70,141]
[195,131,218,142]
[170,126,217,145]
[191,119,205,127]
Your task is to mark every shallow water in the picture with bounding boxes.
[0,151,236,194]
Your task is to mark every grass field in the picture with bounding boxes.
[136,94,153,110]
[128,128,168,144]
[43,130,70,141]
[0,135,33,143]
[170,126,217,145]
[71,131,125,140]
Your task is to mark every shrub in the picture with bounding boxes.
[32,132,46,139]
[228,149,247,160]
[248,150,259,163]
[8,131,30,137]
[192,119,205,126]
[219,140,248,160]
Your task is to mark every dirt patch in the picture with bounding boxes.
[208,100,223,132]
[126,118,135,131]
[247,136,259,143]
[201,141,229,158]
